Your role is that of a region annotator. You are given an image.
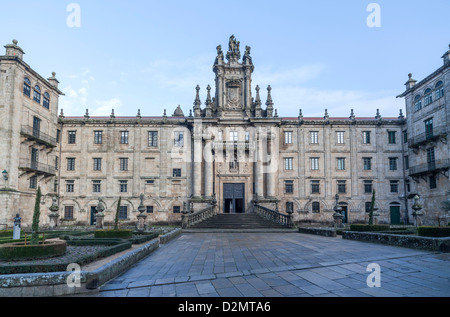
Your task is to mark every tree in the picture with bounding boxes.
[114,197,122,230]
[31,187,42,245]
[368,190,376,225]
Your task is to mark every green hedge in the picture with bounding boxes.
[350,224,390,232]
[94,229,133,239]
[0,240,67,261]
[129,232,159,244]
[417,226,450,237]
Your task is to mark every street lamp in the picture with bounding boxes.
[2,170,8,181]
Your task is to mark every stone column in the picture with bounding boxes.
[266,131,279,198]
[204,137,214,198]
[193,134,203,198]
[254,132,264,199]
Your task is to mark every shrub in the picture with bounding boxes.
[350,224,390,232]
[417,226,450,237]
[94,229,133,239]
[0,240,67,261]
[31,187,42,245]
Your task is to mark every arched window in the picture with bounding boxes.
[435,81,444,100]
[33,85,41,104]
[23,78,31,97]
[414,94,422,111]
[424,88,433,106]
[43,92,50,109]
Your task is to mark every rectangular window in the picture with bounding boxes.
[66,180,74,193]
[337,180,346,194]
[336,131,345,144]
[67,158,75,171]
[56,129,61,143]
[119,206,128,220]
[55,156,59,171]
[337,158,346,170]
[310,157,319,170]
[230,131,238,142]
[92,180,101,193]
[364,180,373,193]
[311,180,320,194]
[94,131,103,144]
[363,131,371,144]
[284,158,293,170]
[173,168,182,177]
[404,156,409,170]
[119,180,128,193]
[389,158,398,171]
[29,176,37,189]
[64,206,74,220]
[390,180,399,193]
[388,131,396,144]
[68,131,76,144]
[285,180,294,194]
[365,202,372,213]
[403,130,408,144]
[173,206,181,214]
[284,131,292,144]
[312,202,320,213]
[286,202,294,213]
[427,147,435,170]
[120,158,128,171]
[93,158,102,171]
[121,131,129,144]
[146,206,154,214]
[245,131,250,142]
[425,118,434,139]
[363,158,372,170]
[310,131,318,144]
[174,132,184,147]
[148,131,158,147]
[429,176,437,189]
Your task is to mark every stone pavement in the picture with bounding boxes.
[95,232,450,297]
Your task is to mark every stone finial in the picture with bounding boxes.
[137,109,141,118]
[84,109,89,119]
[298,109,304,121]
[59,109,65,118]
[324,109,329,120]
[110,109,115,119]
[205,85,212,106]
[375,109,381,120]
[173,105,185,117]
[349,109,355,121]
[398,109,405,121]
[265,86,274,118]
[274,109,278,118]
[194,85,201,107]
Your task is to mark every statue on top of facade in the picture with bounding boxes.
[226,35,241,62]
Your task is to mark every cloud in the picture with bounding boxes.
[92,98,122,116]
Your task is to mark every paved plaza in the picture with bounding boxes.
[96,232,450,297]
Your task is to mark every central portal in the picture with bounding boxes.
[223,183,245,214]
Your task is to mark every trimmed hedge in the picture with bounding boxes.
[418,226,450,237]
[94,229,133,239]
[129,232,159,244]
[0,240,67,261]
[350,224,390,232]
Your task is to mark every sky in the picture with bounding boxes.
[1,0,449,118]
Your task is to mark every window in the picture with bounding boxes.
[337,158,346,170]
[336,131,345,144]
[147,131,158,147]
[425,118,434,139]
[93,158,102,171]
[56,129,61,143]
[365,202,372,213]
[427,147,435,169]
[404,156,409,170]
[43,92,50,109]
[389,158,398,171]
[424,88,433,106]
[120,131,129,144]
[174,132,184,147]
[218,131,223,141]
[435,81,444,100]
[23,78,31,97]
[33,85,41,103]
[29,176,37,189]
[403,130,408,144]
[119,158,128,171]
[284,158,293,170]
[390,180,399,193]
[119,180,128,193]
[285,180,294,194]
[55,156,59,171]
[405,179,411,192]
[337,180,346,194]
[429,176,437,189]
[363,158,372,170]
[173,206,181,214]
[230,131,238,142]
[311,180,320,194]
[363,131,371,144]
[364,180,373,193]
[245,131,250,142]
[119,206,128,219]
[146,206,154,214]
[67,158,75,171]
[286,202,294,213]
[68,131,76,144]
[310,131,319,144]
[312,202,320,213]
[93,180,101,193]
[173,168,182,177]
[66,180,75,193]
[310,157,319,170]
[54,180,58,193]
[94,131,103,144]
[388,131,396,144]
[414,95,422,111]
[64,206,74,220]
[284,131,292,144]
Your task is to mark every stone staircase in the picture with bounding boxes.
[187,213,290,230]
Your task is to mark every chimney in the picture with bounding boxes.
[4,39,25,60]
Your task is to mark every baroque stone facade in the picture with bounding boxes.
[0,37,448,228]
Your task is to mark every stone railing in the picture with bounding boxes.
[254,205,293,228]
[21,125,57,147]
[181,205,217,229]
[19,158,57,176]
[212,141,256,151]
[408,125,447,148]
[409,159,450,177]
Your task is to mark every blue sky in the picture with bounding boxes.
[2,0,449,117]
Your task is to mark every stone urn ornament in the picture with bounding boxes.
[95,198,106,229]
[48,197,60,229]
[333,195,344,228]
[137,194,147,232]
[411,195,424,227]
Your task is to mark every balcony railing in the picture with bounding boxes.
[408,126,448,148]
[213,141,256,151]
[409,159,450,177]
[19,159,56,176]
[21,125,57,147]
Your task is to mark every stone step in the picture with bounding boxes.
[188,213,289,229]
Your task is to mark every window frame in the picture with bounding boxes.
[284,157,294,171]
[148,131,158,147]
[120,131,129,144]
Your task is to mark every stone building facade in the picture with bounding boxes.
[0,37,448,228]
